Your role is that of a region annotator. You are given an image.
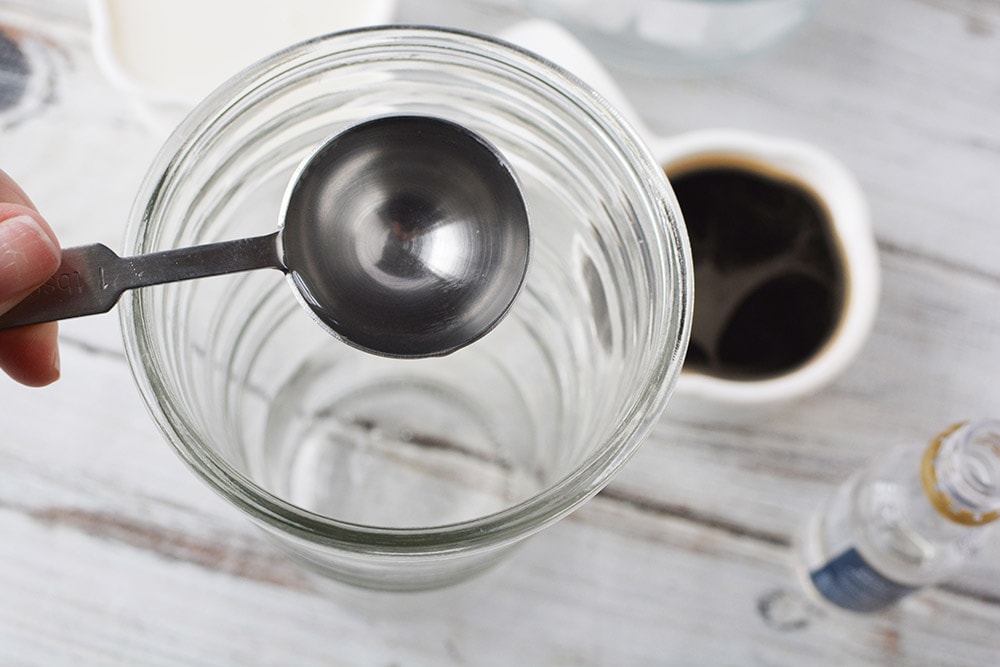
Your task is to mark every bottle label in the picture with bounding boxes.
[809,547,920,612]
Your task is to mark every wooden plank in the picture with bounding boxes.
[3,0,1000,664]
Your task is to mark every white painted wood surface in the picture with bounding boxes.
[2,0,999,664]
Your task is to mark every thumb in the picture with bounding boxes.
[0,205,62,313]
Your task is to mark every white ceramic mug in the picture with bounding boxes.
[653,129,878,418]
[502,20,879,419]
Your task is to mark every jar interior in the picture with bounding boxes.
[128,34,676,530]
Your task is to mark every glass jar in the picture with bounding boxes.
[524,0,823,73]
[120,26,692,590]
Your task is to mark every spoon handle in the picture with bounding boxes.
[0,232,281,330]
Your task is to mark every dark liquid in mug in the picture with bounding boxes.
[668,158,846,380]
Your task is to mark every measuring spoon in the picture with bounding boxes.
[0,115,531,358]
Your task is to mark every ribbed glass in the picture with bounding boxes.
[120,26,691,590]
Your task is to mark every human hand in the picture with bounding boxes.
[0,168,62,386]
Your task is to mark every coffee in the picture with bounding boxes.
[667,157,846,380]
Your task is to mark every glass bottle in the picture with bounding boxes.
[800,420,1000,612]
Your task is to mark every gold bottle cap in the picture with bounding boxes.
[921,422,1000,527]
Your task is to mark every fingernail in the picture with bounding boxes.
[0,214,61,302]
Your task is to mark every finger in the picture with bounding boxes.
[0,322,60,386]
[0,206,62,314]
[0,171,63,386]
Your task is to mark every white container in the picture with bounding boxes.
[90,0,396,134]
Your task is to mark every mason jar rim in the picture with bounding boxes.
[120,25,692,556]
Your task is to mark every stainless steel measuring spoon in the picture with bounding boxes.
[0,115,531,358]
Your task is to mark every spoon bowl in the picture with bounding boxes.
[283,115,531,357]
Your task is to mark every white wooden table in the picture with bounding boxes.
[2,1,999,664]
